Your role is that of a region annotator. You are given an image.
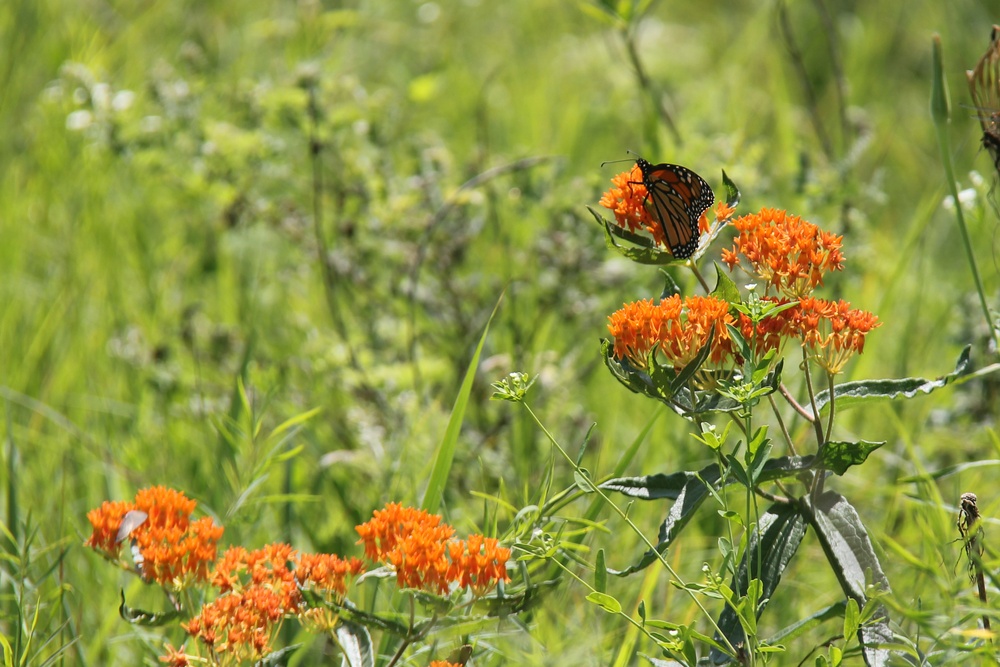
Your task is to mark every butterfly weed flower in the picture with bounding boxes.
[787,297,881,375]
[183,543,365,660]
[599,164,656,237]
[85,499,135,554]
[356,502,455,563]
[85,486,223,589]
[183,583,290,661]
[356,503,510,596]
[722,207,844,299]
[187,543,299,660]
[447,534,512,597]
[158,643,191,666]
[294,552,366,631]
[600,162,719,258]
[607,295,735,373]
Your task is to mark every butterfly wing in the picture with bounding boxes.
[636,158,715,259]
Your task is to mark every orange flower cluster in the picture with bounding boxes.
[158,643,191,666]
[722,207,844,298]
[185,543,365,659]
[428,662,463,667]
[85,486,223,588]
[447,534,511,597]
[598,165,722,250]
[356,503,511,597]
[607,295,735,371]
[787,297,881,374]
[599,165,656,237]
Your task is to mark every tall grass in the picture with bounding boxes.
[1,0,999,663]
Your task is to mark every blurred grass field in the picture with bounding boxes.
[2,0,1000,664]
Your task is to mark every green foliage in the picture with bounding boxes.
[2,0,1000,664]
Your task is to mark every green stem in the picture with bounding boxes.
[931,34,1000,356]
[522,403,737,657]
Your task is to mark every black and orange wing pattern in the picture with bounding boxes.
[635,158,715,259]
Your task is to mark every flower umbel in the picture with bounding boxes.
[599,165,726,253]
[722,207,844,298]
[84,486,223,589]
[787,297,881,374]
[599,165,656,237]
[607,295,735,372]
[356,503,510,597]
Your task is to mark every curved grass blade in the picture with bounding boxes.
[421,292,504,514]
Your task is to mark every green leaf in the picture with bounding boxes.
[587,207,679,266]
[574,469,596,493]
[711,263,741,306]
[747,439,774,486]
[601,339,669,399]
[659,270,681,299]
[335,619,374,667]
[709,503,807,664]
[766,601,847,645]
[721,170,741,209]
[600,456,815,501]
[843,598,861,645]
[668,330,715,394]
[269,406,321,440]
[118,590,180,627]
[820,440,885,475]
[800,492,893,667]
[257,644,304,666]
[595,549,608,593]
[810,346,972,416]
[602,457,815,576]
[726,454,750,487]
[604,465,722,575]
[422,292,503,514]
[586,591,622,614]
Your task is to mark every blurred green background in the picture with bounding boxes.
[2,0,999,664]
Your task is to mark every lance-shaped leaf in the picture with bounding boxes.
[765,600,848,645]
[601,456,814,502]
[708,502,808,665]
[721,170,741,209]
[809,346,972,416]
[602,339,665,398]
[605,466,721,576]
[601,457,814,575]
[800,492,893,667]
[258,644,304,666]
[335,619,374,667]
[118,590,180,626]
[659,270,681,300]
[820,440,885,475]
[587,207,680,265]
[711,263,741,306]
[601,335,714,407]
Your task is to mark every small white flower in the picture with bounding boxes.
[112,90,135,112]
[66,109,92,131]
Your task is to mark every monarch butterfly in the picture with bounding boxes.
[633,158,715,259]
